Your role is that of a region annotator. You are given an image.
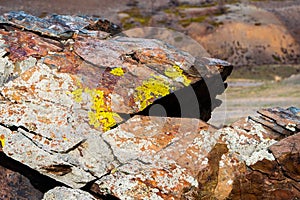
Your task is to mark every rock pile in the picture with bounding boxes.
[0,12,299,199]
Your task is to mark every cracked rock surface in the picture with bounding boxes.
[0,11,299,200]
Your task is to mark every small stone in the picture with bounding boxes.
[42,187,97,200]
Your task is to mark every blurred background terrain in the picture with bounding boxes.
[0,0,299,126]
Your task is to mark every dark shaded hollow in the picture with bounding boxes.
[135,73,230,122]
[0,152,66,193]
[0,152,121,199]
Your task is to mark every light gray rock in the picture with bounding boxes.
[43,187,97,200]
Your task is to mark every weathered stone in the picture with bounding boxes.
[269,133,300,181]
[0,29,62,62]
[91,115,223,199]
[89,109,299,199]
[42,187,97,200]
[257,107,300,134]
[2,11,298,200]
[226,107,300,199]
[0,11,232,193]
[0,11,121,38]
[0,164,43,200]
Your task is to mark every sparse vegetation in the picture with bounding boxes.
[119,7,151,30]
[230,65,300,80]
[179,16,207,27]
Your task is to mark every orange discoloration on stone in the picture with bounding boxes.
[20,66,37,81]
[37,116,52,124]
[0,30,62,62]
[43,52,82,74]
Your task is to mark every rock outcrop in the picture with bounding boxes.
[0,11,231,198]
[0,12,299,200]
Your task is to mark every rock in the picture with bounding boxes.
[269,133,300,182]
[89,107,300,199]
[0,11,298,200]
[227,107,300,199]
[0,164,43,200]
[42,187,97,200]
[0,11,121,38]
[0,11,232,192]
[123,27,210,59]
[90,115,226,199]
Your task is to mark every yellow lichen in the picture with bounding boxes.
[110,67,125,76]
[164,65,191,86]
[135,76,171,110]
[0,134,5,148]
[69,86,120,131]
[70,88,83,103]
[85,88,121,131]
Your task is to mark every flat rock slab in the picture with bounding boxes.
[0,11,121,38]
[269,132,300,182]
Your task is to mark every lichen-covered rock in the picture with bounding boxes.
[0,11,232,193]
[91,115,223,199]
[2,11,298,200]
[89,107,299,199]
[42,187,97,200]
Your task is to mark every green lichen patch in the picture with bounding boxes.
[179,16,207,27]
[134,76,172,110]
[119,7,151,30]
[164,65,191,86]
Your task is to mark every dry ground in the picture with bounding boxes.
[209,67,300,127]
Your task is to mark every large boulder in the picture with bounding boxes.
[0,11,298,200]
[0,11,231,193]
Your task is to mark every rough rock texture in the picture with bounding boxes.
[0,11,299,200]
[0,164,43,200]
[226,107,300,199]
[0,11,232,197]
[42,187,97,200]
[123,27,210,59]
[87,107,300,199]
[269,133,300,182]
[92,116,217,199]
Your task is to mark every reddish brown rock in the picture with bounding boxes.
[0,164,43,200]
[227,107,300,199]
[90,115,240,199]
[269,133,300,182]
[0,29,62,62]
[0,11,298,200]
[0,11,232,193]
